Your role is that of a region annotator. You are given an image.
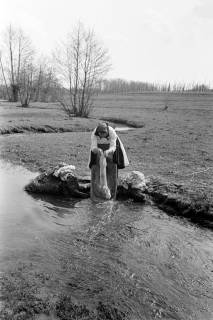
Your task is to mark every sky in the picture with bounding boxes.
[0,0,213,85]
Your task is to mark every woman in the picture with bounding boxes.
[89,122,129,199]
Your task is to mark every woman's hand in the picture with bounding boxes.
[104,150,113,158]
[93,148,102,156]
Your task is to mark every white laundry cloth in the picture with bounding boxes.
[53,165,76,181]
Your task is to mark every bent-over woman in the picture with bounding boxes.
[89,122,129,200]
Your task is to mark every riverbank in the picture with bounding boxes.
[24,163,213,227]
[0,93,213,216]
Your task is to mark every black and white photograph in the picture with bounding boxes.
[0,0,213,319]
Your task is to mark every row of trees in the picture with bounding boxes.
[0,23,110,116]
[0,26,62,106]
[96,79,212,94]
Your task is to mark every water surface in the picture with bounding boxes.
[0,160,213,320]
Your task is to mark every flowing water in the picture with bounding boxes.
[0,160,213,320]
[115,127,134,132]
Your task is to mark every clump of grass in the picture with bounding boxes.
[0,268,51,320]
[55,295,94,320]
[55,296,127,320]
[0,263,129,320]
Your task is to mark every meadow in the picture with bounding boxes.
[0,92,213,193]
[1,92,213,319]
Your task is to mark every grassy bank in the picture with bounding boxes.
[1,93,212,185]
[0,101,100,134]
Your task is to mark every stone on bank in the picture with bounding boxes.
[25,163,147,202]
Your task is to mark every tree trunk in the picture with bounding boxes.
[0,55,11,101]
[10,84,19,102]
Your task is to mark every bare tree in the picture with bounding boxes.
[54,23,111,117]
[0,51,10,99]
[0,25,34,102]
[26,55,59,103]
[34,63,43,101]
[18,61,35,107]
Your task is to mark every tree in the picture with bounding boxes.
[18,61,35,107]
[54,23,111,117]
[33,57,59,103]
[0,25,34,103]
[0,51,10,99]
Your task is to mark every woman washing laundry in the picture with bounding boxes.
[89,122,129,200]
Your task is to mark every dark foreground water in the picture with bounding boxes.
[0,160,213,320]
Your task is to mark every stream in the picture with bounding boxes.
[0,160,213,320]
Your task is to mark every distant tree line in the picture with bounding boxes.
[95,79,212,94]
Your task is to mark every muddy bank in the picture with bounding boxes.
[99,116,144,128]
[0,120,138,135]
[0,119,140,135]
[146,176,213,227]
[0,125,93,135]
[25,165,213,227]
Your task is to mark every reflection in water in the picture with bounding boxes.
[115,127,134,132]
[1,160,213,319]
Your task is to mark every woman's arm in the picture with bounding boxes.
[91,130,98,151]
[105,127,117,155]
[90,130,102,155]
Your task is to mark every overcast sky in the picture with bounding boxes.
[0,0,213,85]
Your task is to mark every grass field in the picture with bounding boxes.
[0,92,213,195]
